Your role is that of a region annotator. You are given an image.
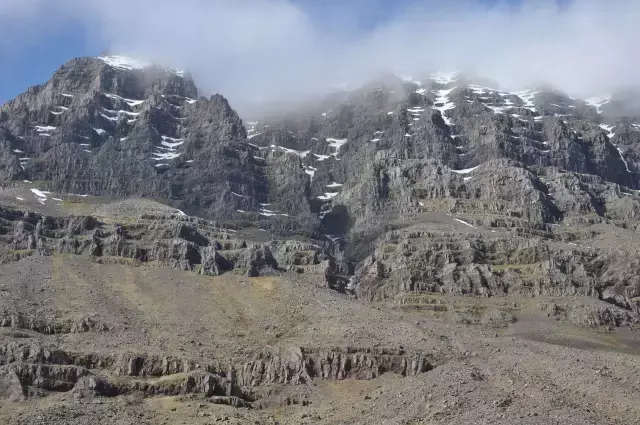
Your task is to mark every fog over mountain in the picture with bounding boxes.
[2,0,640,112]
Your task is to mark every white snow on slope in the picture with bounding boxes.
[467,85,490,95]
[100,113,118,122]
[616,147,630,172]
[99,55,149,70]
[314,153,331,161]
[34,125,56,132]
[326,138,348,151]
[94,128,107,135]
[247,133,262,140]
[451,165,480,174]
[599,124,616,139]
[586,96,611,113]
[326,182,343,188]
[104,93,145,107]
[485,105,509,114]
[454,218,478,229]
[433,87,457,125]
[99,56,186,78]
[514,90,538,112]
[30,188,49,204]
[161,135,185,148]
[318,192,339,201]
[153,152,181,160]
[272,145,310,158]
[304,165,317,180]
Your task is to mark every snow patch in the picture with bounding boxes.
[318,192,339,201]
[304,166,317,180]
[451,165,480,174]
[98,55,149,70]
[326,182,343,188]
[272,145,310,158]
[514,90,538,112]
[454,218,478,229]
[616,146,630,172]
[485,105,509,114]
[30,188,48,203]
[433,87,457,125]
[585,96,611,113]
[161,135,185,148]
[100,113,118,122]
[599,124,615,139]
[326,138,348,151]
[104,93,145,107]
[153,151,181,161]
[34,125,56,132]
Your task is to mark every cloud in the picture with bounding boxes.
[2,0,640,112]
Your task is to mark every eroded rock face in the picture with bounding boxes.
[0,205,328,278]
[3,58,640,323]
[349,220,640,312]
[0,342,437,405]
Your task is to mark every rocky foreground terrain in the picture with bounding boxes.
[1,55,640,424]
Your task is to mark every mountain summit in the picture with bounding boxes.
[2,55,640,424]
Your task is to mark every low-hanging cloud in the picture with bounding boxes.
[1,0,640,113]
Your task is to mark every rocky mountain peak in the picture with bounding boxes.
[2,52,640,423]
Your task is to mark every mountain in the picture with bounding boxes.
[2,55,640,424]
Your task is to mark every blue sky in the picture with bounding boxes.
[0,0,523,104]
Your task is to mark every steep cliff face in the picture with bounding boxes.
[0,56,317,235]
[3,58,640,316]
